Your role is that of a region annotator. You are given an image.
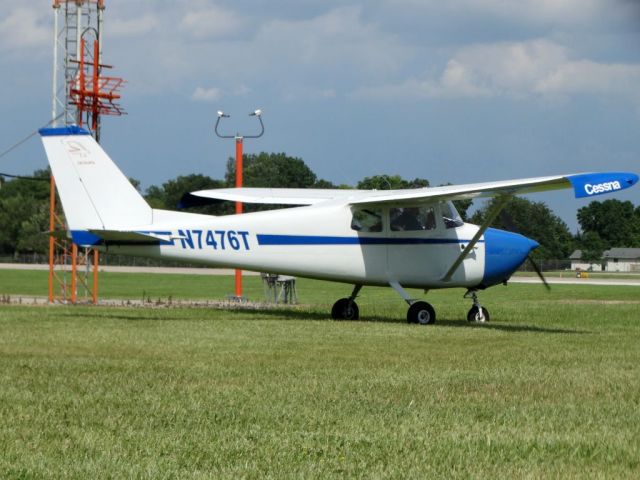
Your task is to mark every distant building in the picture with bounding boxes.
[570,248,640,272]
[603,248,640,273]
[569,250,603,271]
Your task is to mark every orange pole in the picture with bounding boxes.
[235,137,243,298]
[92,249,99,304]
[77,39,85,127]
[91,41,100,132]
[48,176,56,303]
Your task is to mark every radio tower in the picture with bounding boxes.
[49,0,125,304]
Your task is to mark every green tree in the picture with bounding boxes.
[0,170,51,256]
[144,174,227,215]
[312,178,339,189]
[128,177,142,193]
[577,200,639,248]
[470,196,573,260]
[16,203,50,254]
[575,231,607,264]
[226,152,317,189]
[356,175,429,190]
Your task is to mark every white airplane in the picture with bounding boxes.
[40,126,638,324]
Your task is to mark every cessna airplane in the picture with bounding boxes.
[40,126,638,324]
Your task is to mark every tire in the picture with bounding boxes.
[331,298,359,320]
[467,306,490,323]
[407,301,436,325]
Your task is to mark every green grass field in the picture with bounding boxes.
[1,269,639,478]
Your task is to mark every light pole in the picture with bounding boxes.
[215,109,264,300]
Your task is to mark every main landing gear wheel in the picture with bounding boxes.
[407,301,436,325]
[331,298,360,320]
[467,305,490,323]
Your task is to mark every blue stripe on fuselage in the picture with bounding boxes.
[256,234,481,246]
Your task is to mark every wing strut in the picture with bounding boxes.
[442,195,512,282]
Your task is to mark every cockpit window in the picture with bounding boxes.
[390,206,437,231]
[351,208,383,232]
[441,201,464,229]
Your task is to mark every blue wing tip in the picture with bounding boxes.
[568,172,639,198]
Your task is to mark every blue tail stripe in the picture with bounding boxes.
[39,126,91,137]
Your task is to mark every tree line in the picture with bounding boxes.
[1,152,638,261]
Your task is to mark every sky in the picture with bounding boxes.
[1,0,639,232]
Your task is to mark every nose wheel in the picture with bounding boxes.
[465,290,490,322]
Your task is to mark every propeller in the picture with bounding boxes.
[499,211,551,291]
[526,255,551,291]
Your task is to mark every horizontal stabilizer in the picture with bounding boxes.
[70,229,172,247]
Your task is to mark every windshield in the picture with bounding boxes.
[441,201,464,229]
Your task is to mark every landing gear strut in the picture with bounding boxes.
[465,290,490,322]
[389,280,436,325]
[331,285,362,320]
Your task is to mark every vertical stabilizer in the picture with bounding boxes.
[40,126,152,231]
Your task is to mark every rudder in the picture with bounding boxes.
[40,126,152,232]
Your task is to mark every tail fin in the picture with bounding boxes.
[40,126,152,232]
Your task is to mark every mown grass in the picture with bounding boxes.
[0,269,639,478]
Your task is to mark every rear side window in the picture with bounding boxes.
[351,208,383,232]
[390,207,436,231]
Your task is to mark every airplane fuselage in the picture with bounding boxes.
[95,201,534,290]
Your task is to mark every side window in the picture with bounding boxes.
[441,201,464,229]
[351,208,383,232]
[390,207,436,231]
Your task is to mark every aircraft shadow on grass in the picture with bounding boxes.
[57,307,587,334]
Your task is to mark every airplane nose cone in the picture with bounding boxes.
[482,227,538,287]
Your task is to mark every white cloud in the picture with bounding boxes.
[0,7,49,52]
[192,86,222,102]
[109,14,159,37]
[283,88,337,102]
[255,6,410,75]
[191,84,250,102]
[535,61,640,96]
[180,5,245,39]
[384,0,610,27]
[354,39,640,102]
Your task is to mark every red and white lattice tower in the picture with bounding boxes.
[49,0,125,304]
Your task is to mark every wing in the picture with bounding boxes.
[348,172,639,206]
[182,172,638,208]
[181,187,361,207]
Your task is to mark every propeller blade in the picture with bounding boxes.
[527,255,551,291]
